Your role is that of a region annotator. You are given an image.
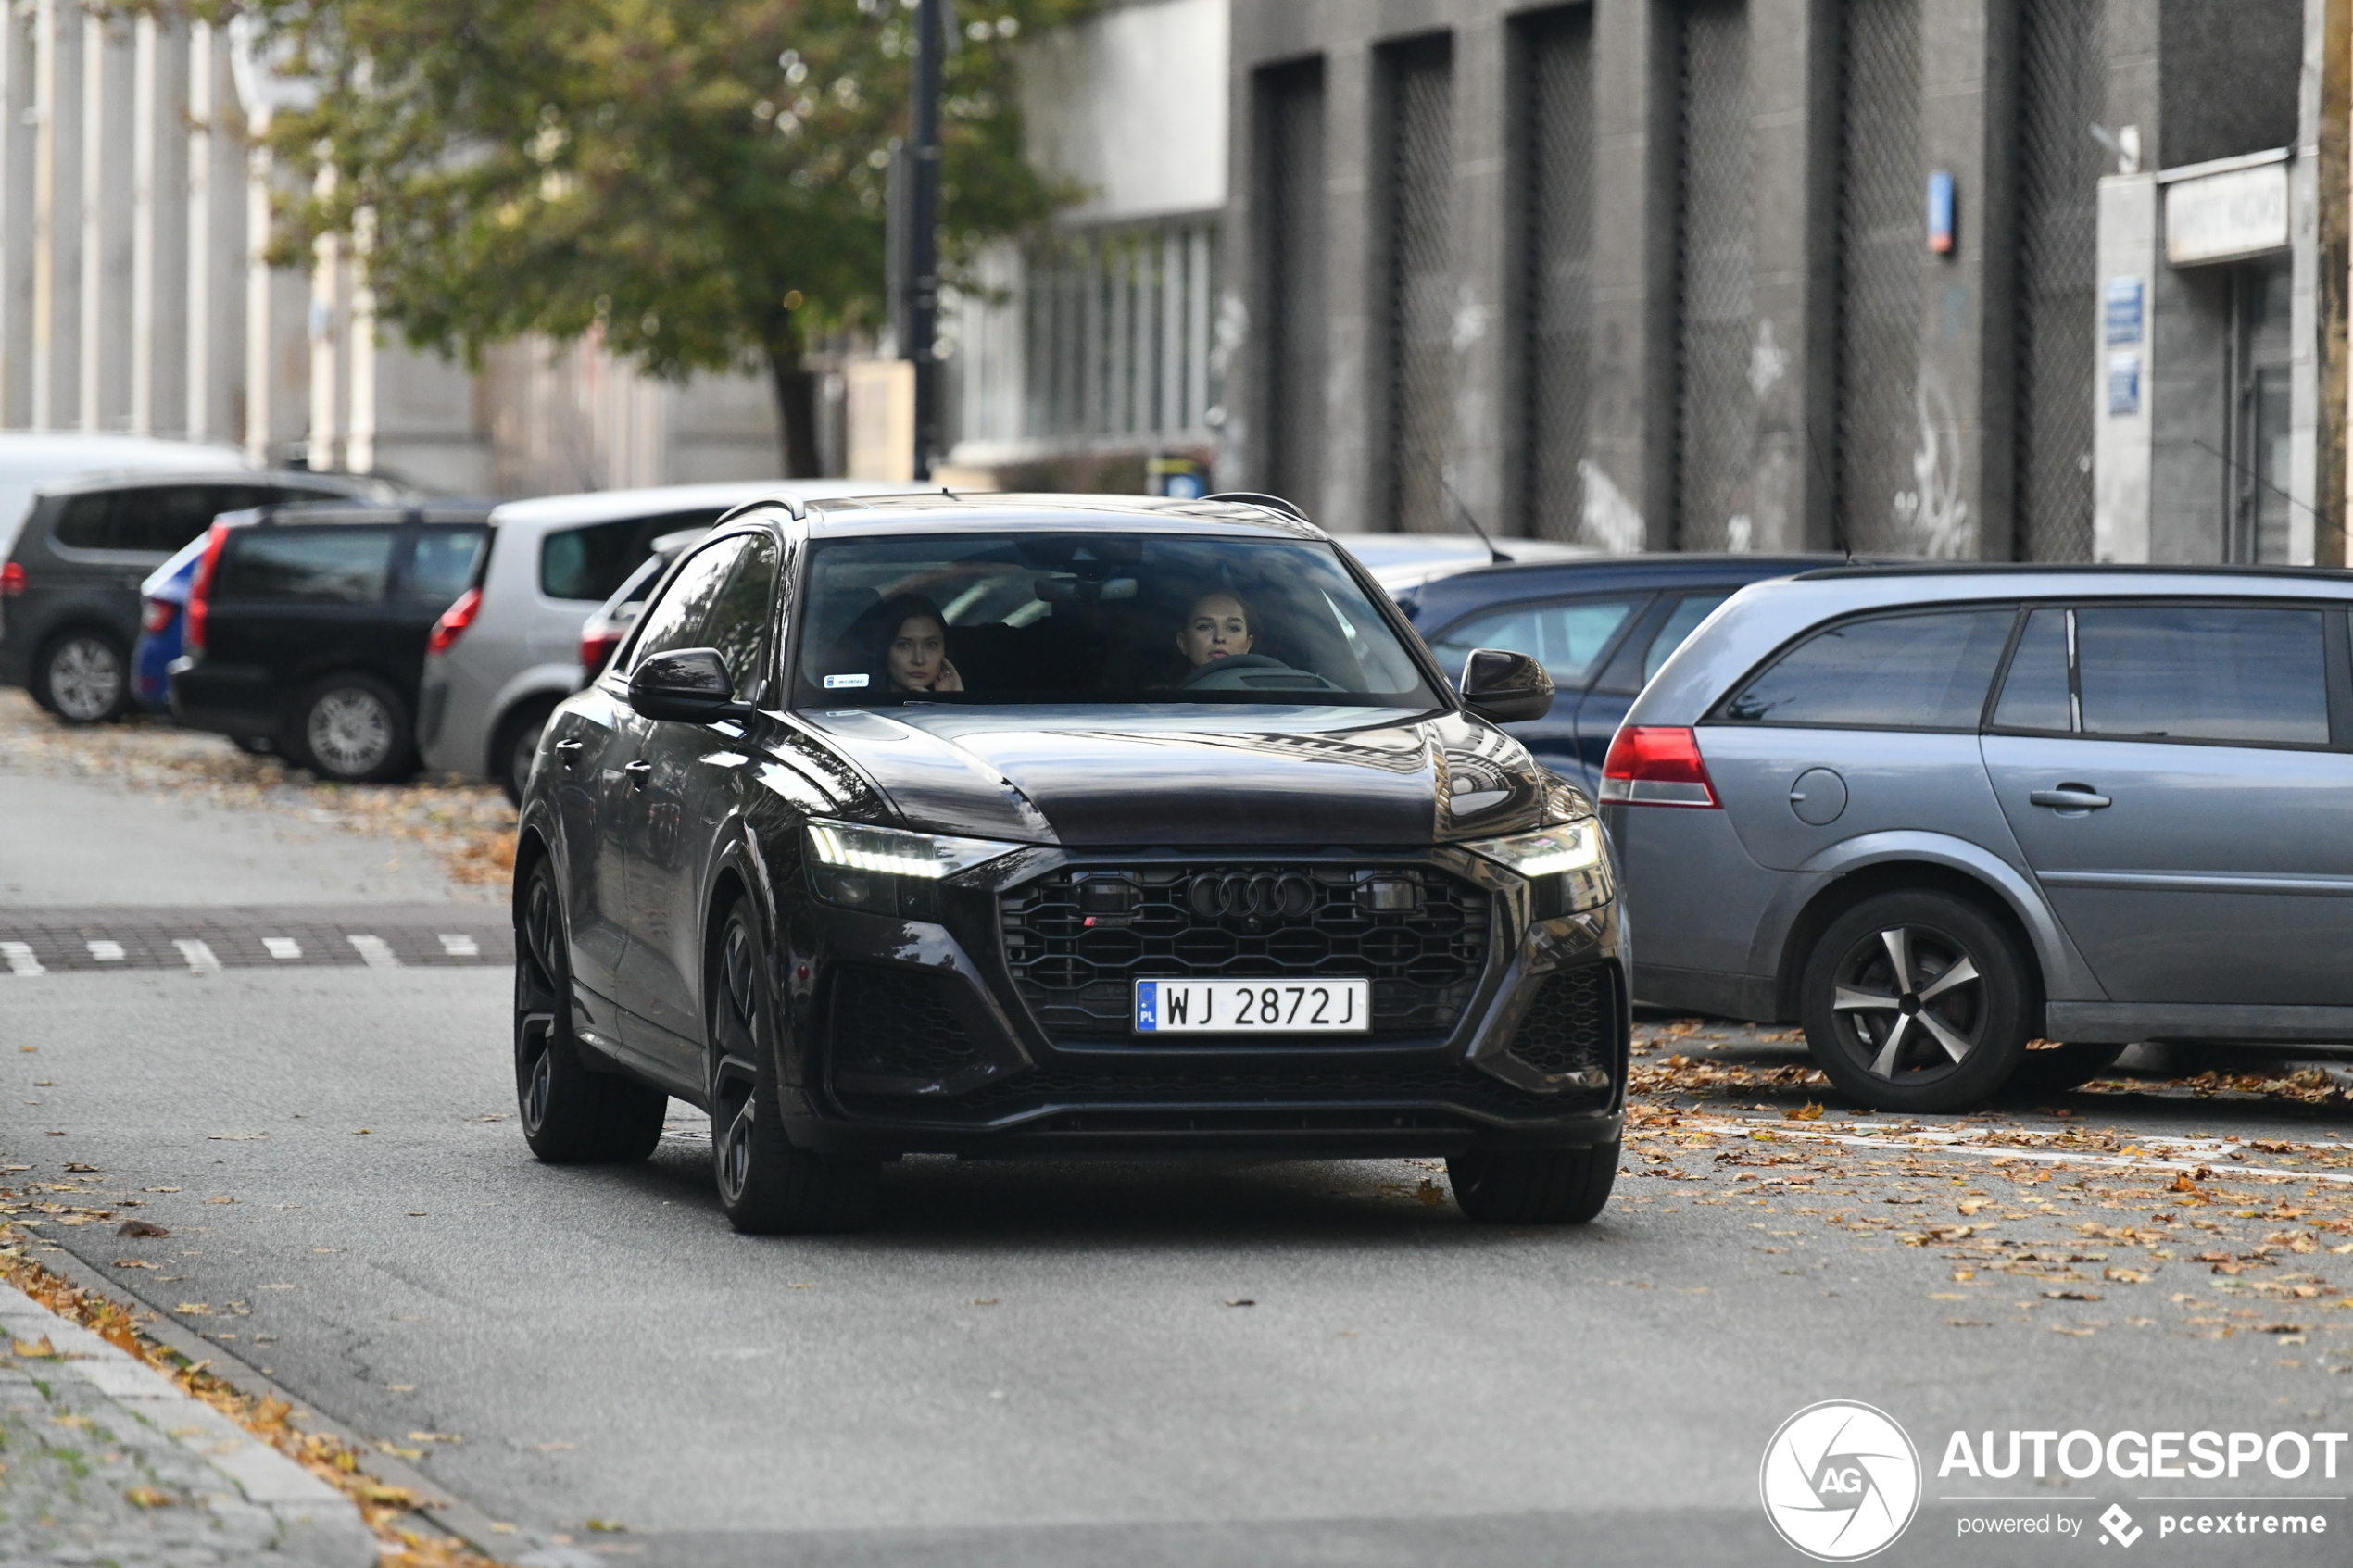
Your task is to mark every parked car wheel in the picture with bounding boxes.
[1447,1139,1618,1224]
[709,898,880,1235]
[292,673,412,784]
[493,697,558,808]
[37,631,130,723]
[2003,1040,2130,1099]
[1800,891,2033,1113]
[513,859,665,1163]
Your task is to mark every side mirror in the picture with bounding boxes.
[628,647,752,723]
[1460,648,1554,724]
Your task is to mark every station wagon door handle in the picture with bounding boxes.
[2029,785,2111,810]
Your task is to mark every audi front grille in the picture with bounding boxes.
[998,864,1492,1041]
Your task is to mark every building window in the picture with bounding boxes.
[1022,219,1221,445]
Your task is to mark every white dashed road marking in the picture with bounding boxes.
[85,939,124,962]
[172,939,221,974]
[346,935,399,969]
[263,937,303,960]
[437,933,480,958]
[1,941,45,976]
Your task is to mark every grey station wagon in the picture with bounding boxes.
[1604,565,2353,1113]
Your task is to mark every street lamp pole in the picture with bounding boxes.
[907,0,944,481]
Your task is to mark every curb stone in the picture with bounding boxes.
[1,1279,377,1566]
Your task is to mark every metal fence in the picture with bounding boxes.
[1021,221,1219,445]
[1258,60,1327,520]
[1672,0,1754,551]
[1517,7,1595,544]
[1382,37,1457,534]
[2013,0,2101,562]
[1835,0,1924,555]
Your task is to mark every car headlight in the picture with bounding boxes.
[804,820,1024,919]
[1466,819,1610,917]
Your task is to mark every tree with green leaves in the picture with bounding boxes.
[253,0,1086,475]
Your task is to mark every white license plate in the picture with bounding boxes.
[1133,979,1369,1035]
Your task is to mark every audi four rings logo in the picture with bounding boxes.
[1188,872,1315,920]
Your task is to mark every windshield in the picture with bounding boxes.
[793,533,1438,708]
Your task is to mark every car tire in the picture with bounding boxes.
[1800,890,2034,1113]
[1447,1139,1618,1224]
[513,858,666,1164]
[2003,1041,2129,1100]
[493,697,558,808]
[709,898,880,1235]
[291,673,412,784]
[37,631,131,723]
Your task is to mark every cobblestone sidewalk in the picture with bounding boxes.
[0,1282,373,1566]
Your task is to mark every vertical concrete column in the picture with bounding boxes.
[1919,0,2007,558]
[308,161,342,470]
[185,22,245,445]
[1315,42,1373,532]
[347,207,378,473]
[132,13,190,436]
[1747,0,1831,550]
[245,143,273,460]
[81,12,134,431]
[31,0,82,431]
[1586,0,1672,545]
[2094,171,2157,560]
[1,6,36,427]
[1451,14,1512,533]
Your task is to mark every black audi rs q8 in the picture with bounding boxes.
[512,494,1629,1232]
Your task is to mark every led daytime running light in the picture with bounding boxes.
[808,823,954,879]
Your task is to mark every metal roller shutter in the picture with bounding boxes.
[1835,0,1925,555]
[1383,38,1456,533]
[1519,8,1595,544]
[2013,0,2101,562]
[1673,0,1753,552]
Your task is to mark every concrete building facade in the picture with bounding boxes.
[1219,0,2331,561]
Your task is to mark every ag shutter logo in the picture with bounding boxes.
[1761,1400,1923,1561]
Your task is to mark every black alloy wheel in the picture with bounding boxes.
[293,672,415,784]
[708,898,879,1235]
[513,858,665,1163]
[1800,890,2033,1113]
[39,631,130,723]
[1447,1139,1618,1224]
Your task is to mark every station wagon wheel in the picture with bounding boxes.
[511,856,664,1164]
[1799,890,2032,1114]
[706,897,880,1236]
[41,632,128,723]
[293,672,415,784]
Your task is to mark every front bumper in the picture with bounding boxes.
[779,845,1629,1158]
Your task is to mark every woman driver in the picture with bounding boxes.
[1177,591,1256,670]
[873,593,963,693]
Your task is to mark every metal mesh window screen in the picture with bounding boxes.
[1259,60,1327,519]
[1673,0,1753,551]
[1016,221,1222,444]
[1383,38,1456,533]
[1835,0,1924,554]
[2014,0,2100,562]
[1517,7,1594,544]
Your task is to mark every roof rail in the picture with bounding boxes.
[1202,491,1307,521]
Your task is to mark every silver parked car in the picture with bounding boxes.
[419,481,907,800]
[1604,564,2353,1112]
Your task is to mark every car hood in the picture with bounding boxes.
[792,705,1556,847]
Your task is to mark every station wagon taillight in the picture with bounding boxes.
[1601,726,1719,808]
[427,587,482,657]
[182,523,233,657]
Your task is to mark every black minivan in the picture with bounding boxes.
[0,470,392,722]
[171,504,491,782]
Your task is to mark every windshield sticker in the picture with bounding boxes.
[824,672,871,690]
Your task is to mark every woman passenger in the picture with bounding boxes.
[869,593,963,693]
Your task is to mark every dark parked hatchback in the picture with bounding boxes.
[514,495,1629,1233]
[0,470,391,721]
[1392,554,1855,794]
[170,504,490,781]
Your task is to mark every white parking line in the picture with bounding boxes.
[85,940,124,962]
[437,934,480,959]
[262,937,302,960]
[1,942,45,976]
[172,939,220,974]
[346,935,399,969]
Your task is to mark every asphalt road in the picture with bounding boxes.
[7,763,2353,1566]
